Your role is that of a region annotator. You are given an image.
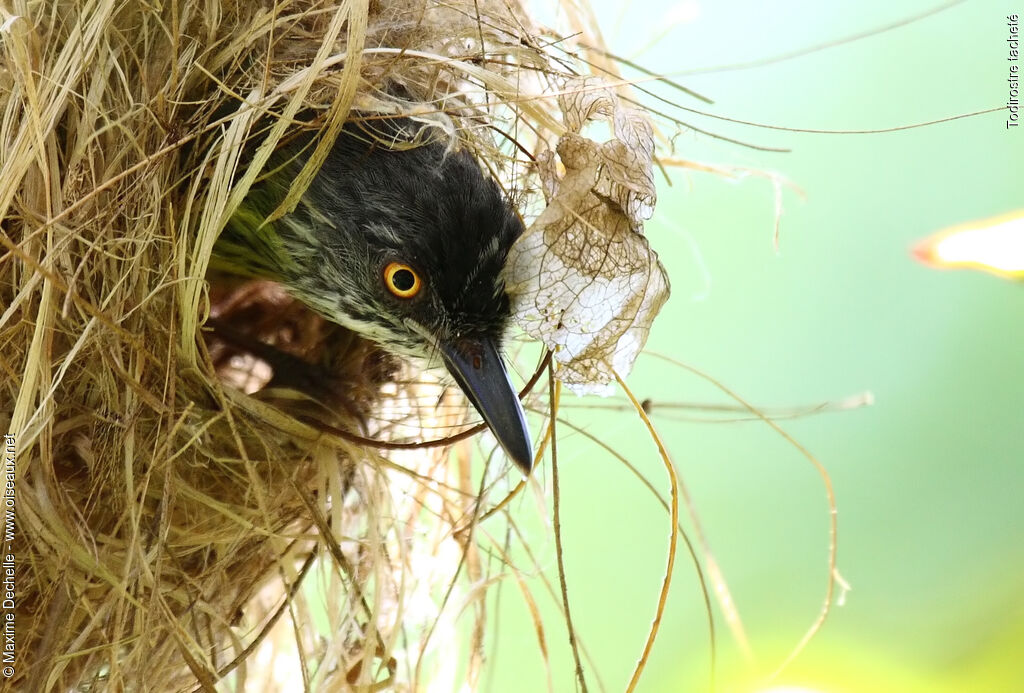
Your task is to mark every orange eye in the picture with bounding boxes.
[383,262,422,298]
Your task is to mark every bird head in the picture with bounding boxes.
[220,118,534,473]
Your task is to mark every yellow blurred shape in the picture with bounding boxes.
[912,209,1024,279]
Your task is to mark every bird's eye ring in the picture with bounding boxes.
[383,262,422,299]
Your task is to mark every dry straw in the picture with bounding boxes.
[0,0,654,689]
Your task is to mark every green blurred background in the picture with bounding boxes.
[483,1,1024,691]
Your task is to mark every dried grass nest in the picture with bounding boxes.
[0,0,664,689]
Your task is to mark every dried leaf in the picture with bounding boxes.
[505,78,669,394]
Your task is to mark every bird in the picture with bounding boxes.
[212,115,534,473]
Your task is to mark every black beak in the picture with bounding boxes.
[438,336,533,474]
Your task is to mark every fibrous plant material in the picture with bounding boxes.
[0,0,668,690]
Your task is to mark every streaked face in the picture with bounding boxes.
[282,125,524,363]
[269,120,534,472]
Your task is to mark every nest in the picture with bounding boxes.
[0,0,665,689]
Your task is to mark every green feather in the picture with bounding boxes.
[212,161,301,281]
